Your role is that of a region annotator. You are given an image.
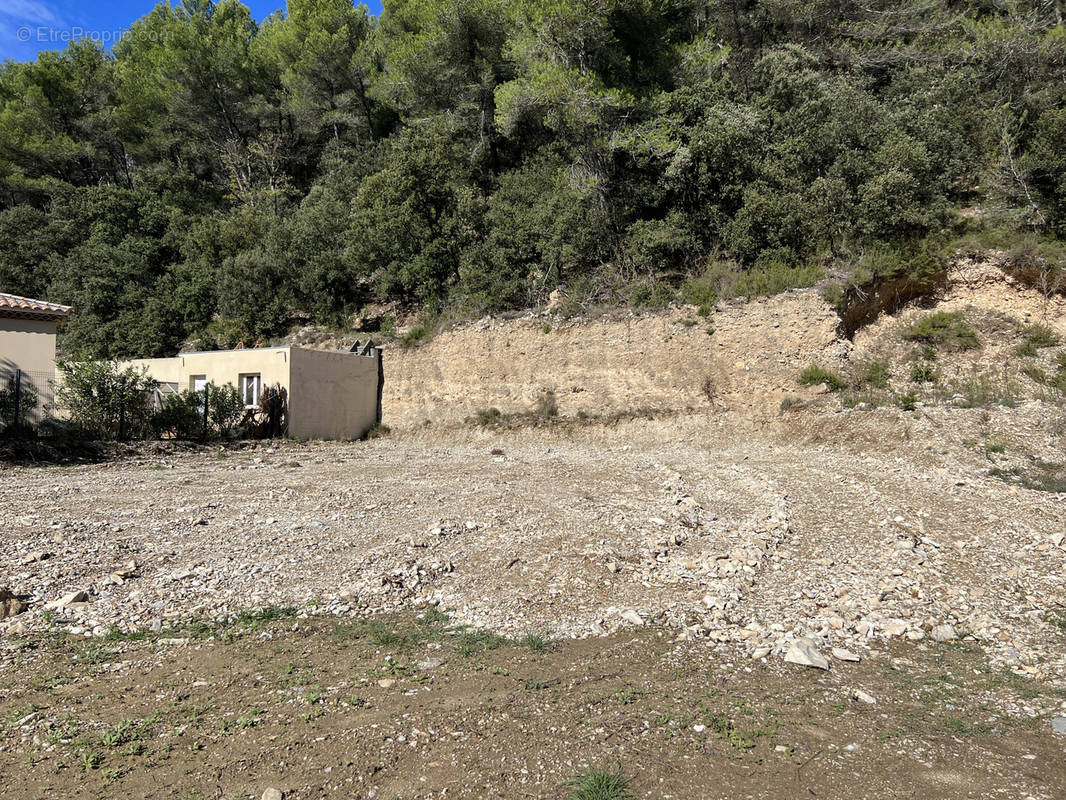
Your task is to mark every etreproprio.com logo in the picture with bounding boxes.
[16,26,169,45]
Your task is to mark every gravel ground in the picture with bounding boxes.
[3,406,1065,691]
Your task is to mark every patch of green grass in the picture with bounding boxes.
[989,461,1066,493]
[731,262,823,298]
[902,311,980,351]
[566,766,633,800]
[520,632,550,653]
[452,629,510,657]
[984,438,1006,454]
[74,645,115,665]
[418,607,450,627]
[797,364,846,392]
[898,391,917,411]
[234,605,297,627]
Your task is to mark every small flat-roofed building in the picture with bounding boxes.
[125,345,383,440]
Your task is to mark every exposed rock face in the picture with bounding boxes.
[383,290,841,428]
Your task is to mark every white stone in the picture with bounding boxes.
[783,637,829,670]
[831,647,861,662]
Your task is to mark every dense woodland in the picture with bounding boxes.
[1,0,1066,357]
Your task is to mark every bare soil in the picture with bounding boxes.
[1,611,1064,800]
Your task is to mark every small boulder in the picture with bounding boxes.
[46,590,89,609]
[262,790,284,800]
[620,609,644,627]
[784,637,829,670]
[931,624,957,643]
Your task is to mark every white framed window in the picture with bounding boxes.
[190,375,207,393]
[240,373,261,408]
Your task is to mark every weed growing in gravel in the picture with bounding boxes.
[858,360,890,388]
[1020,364,1048,384]
[520,632,551,652]
[945,367,1020,408]
[797,364,845,392]
[522,678,557,692]
[911,361,937,384]
[566,766,632,800]
[74,645,115,665]
[475,407,503,425]
[77,749,103,772]
[902,311,980,351]
[418,607,451,627]
[898,391,917,411]
[234,605,297,629]
[453,629,510,656]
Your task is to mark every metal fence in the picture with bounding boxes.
[0,368,53,434]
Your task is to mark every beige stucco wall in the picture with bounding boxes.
[0,316,60,411]
[288,347,380,440]
[125,348,292,392]
[0,317,59,377]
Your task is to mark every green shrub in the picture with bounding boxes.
[627,278,675,310]
[152,390,204,439]
[681,273,719,316]
[1051,352,1066,392]
[401,322,433,347]
[902,311,980,351]
[1016,324,1060,356]
[208,383,246,439]
[798,364,846,392]
[910,361,937,384]
[55,361,158,439]
[898,391,917,411]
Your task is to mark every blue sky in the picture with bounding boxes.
[0,0,384,62]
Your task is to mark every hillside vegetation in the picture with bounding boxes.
[2,0,1066,357]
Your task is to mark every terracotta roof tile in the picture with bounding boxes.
[0,292,72,319]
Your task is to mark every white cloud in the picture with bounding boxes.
[0,0,61,25]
